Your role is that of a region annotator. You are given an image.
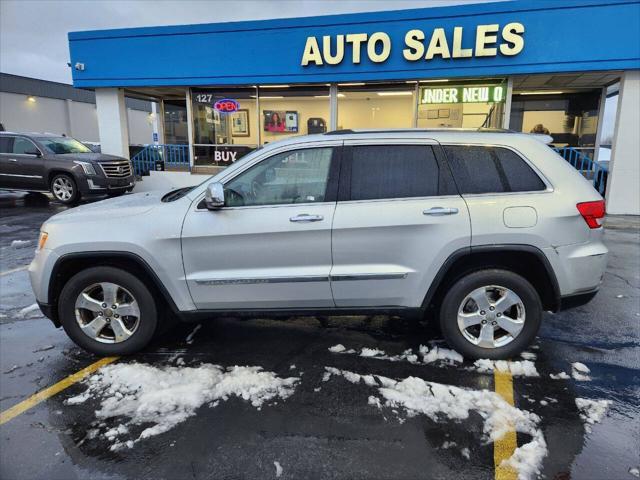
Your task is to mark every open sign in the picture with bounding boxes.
[214,99,240,113]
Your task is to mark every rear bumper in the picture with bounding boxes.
[558,288,599,311]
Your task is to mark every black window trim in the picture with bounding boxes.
[338,143,458,203]
[439,142,553,196]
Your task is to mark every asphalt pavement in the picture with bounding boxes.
[0,192,638,480]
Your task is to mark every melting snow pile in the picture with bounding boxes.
[575,398,611,432]
[10,239,31,248]
[571,362,591,381]
[473,359,540,377]
[67,362,299,450]
[327,343,463,366]
[324,367,547,480]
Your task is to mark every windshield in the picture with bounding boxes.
[36,137,92,154]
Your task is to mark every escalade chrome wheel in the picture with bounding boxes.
[440,269,542,360]
[59,267,158,355]
[50,174,78,205]
[75,282,141,344]
[457,285,525,349]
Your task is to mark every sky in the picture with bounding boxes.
[0,0,495,85]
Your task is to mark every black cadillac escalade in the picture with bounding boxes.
[0,132,135,204]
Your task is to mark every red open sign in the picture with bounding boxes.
[214,99,240,113]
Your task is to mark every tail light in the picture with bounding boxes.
[577,200,605,229]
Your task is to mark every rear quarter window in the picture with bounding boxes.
[443,145,546,194]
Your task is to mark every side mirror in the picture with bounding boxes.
[204,182,225,210]
[26,150,41,157]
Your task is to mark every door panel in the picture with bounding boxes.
[182,203,336,309]
[4,138,46,190]
[330,142,471,308]
[330,196,470,307]
[181,144,340,310]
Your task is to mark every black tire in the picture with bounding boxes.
[50,173,79,205]
[58,267,158,356]
[439,269,542,360]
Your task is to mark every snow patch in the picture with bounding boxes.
[18,303,40,317]
[473,359,539,377]
[571,362,591,381]
[328,343,463,366]
[549,372,570,380]
[629,467,639,478]
[66,362,299,448]
[10,240,31,248]
[520,352,537,361]
[326,367,546,480]
[575,398,611,432]
[273,461,283,477]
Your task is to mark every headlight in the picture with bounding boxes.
[37,231,48,250]
[74,160,97,176]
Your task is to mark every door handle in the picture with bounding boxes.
[423,207,459,216]
[290,214,324,223]
[8,158,18,162]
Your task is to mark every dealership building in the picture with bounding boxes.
[67,0,640,213]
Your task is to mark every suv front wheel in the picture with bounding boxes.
[439,269,542,360]
[58,267,158,355]
[50,173,79,205]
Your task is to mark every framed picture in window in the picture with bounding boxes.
[231,109,250,137]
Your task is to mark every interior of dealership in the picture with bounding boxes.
[126,73,617,171]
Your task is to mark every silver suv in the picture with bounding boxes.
[29,130,608,358]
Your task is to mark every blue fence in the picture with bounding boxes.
[131,144,190,175]
[553,147,608,195]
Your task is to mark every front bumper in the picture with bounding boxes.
[78,174,135,194]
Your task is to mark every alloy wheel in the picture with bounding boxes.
[74,282,141,344]
[457,285,525,349]
[52,176,74,202]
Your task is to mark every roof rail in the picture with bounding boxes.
[324,127,514,136]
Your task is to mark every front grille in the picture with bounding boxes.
[100,161,132,178]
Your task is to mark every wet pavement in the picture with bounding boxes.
[1,192,639,480]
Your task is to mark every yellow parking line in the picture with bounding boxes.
[494,370,518,480]
[0,265,28,276]
[0,356,118,426]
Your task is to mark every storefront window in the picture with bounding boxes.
[258,85,330,144]
[163,100,188,144]
[510,91,600,153]
[337,83,415,130]
[416,80,507,129]
[191,87,258,167]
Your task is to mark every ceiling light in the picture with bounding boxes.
[251,95,284,99]
[338,82,365,86]
[314,94,345,98]
[517,91,564,95]
[260,85,290,88]
[420,79,449,83]
[377,91,413,96]
[27,96,36,103]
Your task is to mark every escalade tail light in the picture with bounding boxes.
[577,200,606,229]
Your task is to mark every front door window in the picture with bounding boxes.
[224,147,334,207]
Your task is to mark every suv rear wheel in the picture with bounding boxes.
[50,173,79,205]
[58,266,158,355]
[439,269,542,359]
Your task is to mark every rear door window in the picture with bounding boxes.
[345,145,453,201]
[443,145,546,194]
